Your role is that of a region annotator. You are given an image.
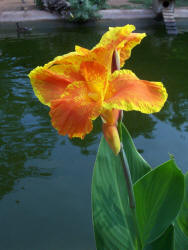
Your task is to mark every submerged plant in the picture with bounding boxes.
[29,25,188,249]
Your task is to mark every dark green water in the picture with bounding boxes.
[0,19,187,250]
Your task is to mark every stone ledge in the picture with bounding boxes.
[0,10,59,22]
[99,9,155,19]
[0,8,188,22]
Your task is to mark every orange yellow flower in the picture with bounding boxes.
[29,24,168,155]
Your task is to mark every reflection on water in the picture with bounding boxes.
[133,32,188,132]
[0,19,187,250]
[125,31,188,132]
[124,26,188,170]
[0,60,58,199]
[70,120,101,156]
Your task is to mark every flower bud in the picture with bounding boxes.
[102,123,120,155]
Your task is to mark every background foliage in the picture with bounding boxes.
[68,0,100,22]
[34,0,107,22]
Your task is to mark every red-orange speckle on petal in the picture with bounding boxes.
[50,81,102,139]
[104,69,168,114]
[29,67,71,106]
[118,32,146,67]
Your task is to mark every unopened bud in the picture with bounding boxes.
[102,124,120,155]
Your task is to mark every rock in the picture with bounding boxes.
[41,0,71,14]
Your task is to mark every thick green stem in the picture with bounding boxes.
[119,144,135,209]
[118,122,142,249]
[112,49,142,248]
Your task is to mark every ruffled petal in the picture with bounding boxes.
[50,81,102,139]
[91,47,112,73]
[95,25,135,51]
[45,52,85,80]
[104,70,168,114]
[50,51,82,67]
[75,45,90,55]
[29,66,72,106]
[45,49,110,83]
[94,25,146,69]
[28,52,86,106]
[80,61,108,101]
[118,33,146,67]
[75,46,112,73]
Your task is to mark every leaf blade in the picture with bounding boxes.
[174,172,188,249]
[134,160,184,246]
[121,123,151,183]
[144,225,175,250]
[92,136,137,249]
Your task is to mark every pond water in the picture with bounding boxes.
[0,19,188,250]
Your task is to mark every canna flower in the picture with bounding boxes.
[29,25,167,155]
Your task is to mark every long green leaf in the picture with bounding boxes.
[134,160,184,246]
[144,225,175,250]
[92,137,137,249]
[121,124,151,184]
[174,221,188,250]
[174,172,188,249]
[176,172,188,237]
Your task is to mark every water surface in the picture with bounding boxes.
[0,19,188,250]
